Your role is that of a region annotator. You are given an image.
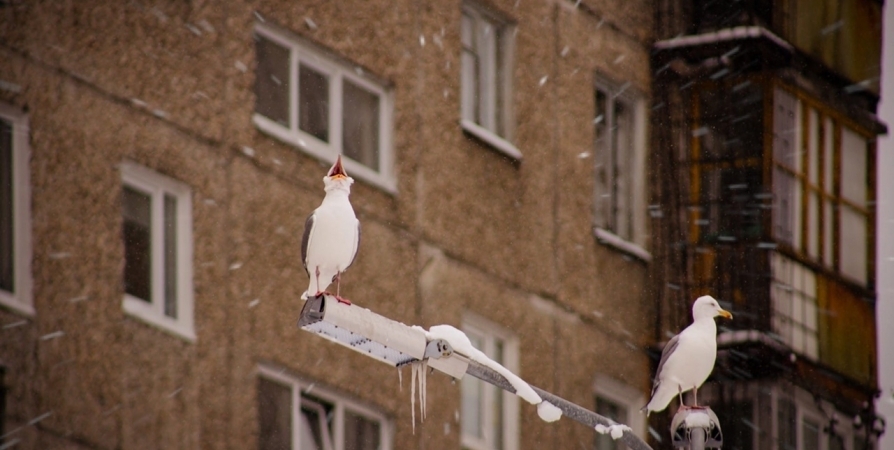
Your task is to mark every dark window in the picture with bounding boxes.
[0,119,13,293]
[258,378,293,450]
[714,401,754,450]
[777,397,797,450]
[342,80,380,171]
[595,395,628,450]
[255,35,291,126]
[298,64,330,143]
[123,187,152,302]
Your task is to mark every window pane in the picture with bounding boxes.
[803,419,820,450]
[255,35,291,126]
[491,339,504,450]
[462,331,485,441]
[714,401,754,450]
[298,64,330,143]
[777,398,797,450]
[461,14,479,123]
[300,394,336,450]
[823,199,834,267]
[808,110,819,185]
[163,194,178,318]
[344,411,380,450]
[258,378,293,450]
[123,187,152,302]
[0,119,13,293]
[613,100,633,240]
[823,118,834,193]
[773,168,798,245]
[342,80,380,170]
[773,88,799,170]
[839,206,867,284]
[840,127,867,204]
[594,89,610,229]
[807,192,819,258]
[595,396,627,450]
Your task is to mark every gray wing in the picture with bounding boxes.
[301,213,315,275]
[345,220,360,271]
[651,334,681,397]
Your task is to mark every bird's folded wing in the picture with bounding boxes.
[301,213,315,274]
[651,333,680,396]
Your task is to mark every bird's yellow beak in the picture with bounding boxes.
[718,309,733,320]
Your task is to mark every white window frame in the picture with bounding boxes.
[0,103,33,316]
[460,2,520,160]
[252,23,396,193]
[593,374,646,446]
[257,365,394,450]
[593,78,649,259]
[120,161,195,342]
[461,314,519,450]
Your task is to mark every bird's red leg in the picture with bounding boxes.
[693,386,698,407]
[314,267,323,297]
[333,272,351,305]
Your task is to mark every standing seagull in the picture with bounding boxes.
[644,295,732,415]
[302,155,360,305]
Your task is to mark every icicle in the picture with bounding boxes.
[411,362,417,434]
[398,365,403,390]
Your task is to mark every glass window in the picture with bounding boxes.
[595,396,627,450]
[802,418,820,450]
[258,369,390,450]
[594,82,646,246]
[298,63,330,143]
[253,25,394,190]
[258,378,293,450]
[0,104,33,316]
[777,397,797,450]
[461,3,511,139]
[255,35,291,127]
[120,162,194,341]
[342,80,380,170]
[0,118,13,294]
[462,318,517,450]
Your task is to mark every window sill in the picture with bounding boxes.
[0,291,35,316]
[594,228,652,263]
[253,114,398,194]
[461,119,523,161]
[123,295,196,342]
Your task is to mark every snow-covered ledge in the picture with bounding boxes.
[461,119,523,161]
[594,228,652,262]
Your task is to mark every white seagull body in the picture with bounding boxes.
[644,295,732,415]
[302,156,360,303]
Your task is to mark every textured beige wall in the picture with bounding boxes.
[0,0,654,448]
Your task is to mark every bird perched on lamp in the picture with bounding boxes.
[301,155,360,305]
[643,295,733,415]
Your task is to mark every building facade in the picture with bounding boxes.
[0,1,656,449]
[649,0,886,449]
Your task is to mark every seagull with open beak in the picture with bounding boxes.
[643,295,733,415]
[301,155,360,305]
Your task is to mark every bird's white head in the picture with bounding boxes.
[692,295,733,321]
[323,155,354,193]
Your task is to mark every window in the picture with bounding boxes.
[253,23,395,192]
[593,80,648,256]
[691,79,764,246]
[771,86,873,286]
[257,366,392,450]
[778,397,797,450]
[120,162,194,341]
[460,2,519,159]
[0,103,33,316]
[461,316,519,450]
[592,375,645,450]
[770,253,818,359]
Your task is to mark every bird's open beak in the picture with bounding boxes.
[718,309,733,320]
[327,155,348,179]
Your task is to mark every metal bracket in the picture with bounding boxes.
[424,339,454,359]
